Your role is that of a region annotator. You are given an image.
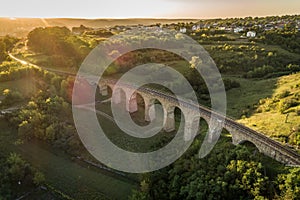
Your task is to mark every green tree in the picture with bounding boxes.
[33,171,45,186]
[277,168,300,199]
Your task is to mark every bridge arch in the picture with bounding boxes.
[236,140,261,153]
[226,127,264,153]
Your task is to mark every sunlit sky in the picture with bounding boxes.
[1,0,300,19]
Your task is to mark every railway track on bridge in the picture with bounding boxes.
[139,87,300,165]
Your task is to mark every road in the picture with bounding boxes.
[8,53,77,76]
[0,106,21,115]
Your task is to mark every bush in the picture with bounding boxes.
[278,99,300,113]
[33,171,46,186]
[1,89,23,106]
[246,65,275,78]
[287,64,300,73]
[223,79,241,91]
[277,90,291,98]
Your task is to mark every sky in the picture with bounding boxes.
[1,0,300,19]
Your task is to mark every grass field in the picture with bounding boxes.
[0,117,136,200]
[17,140,136,200]
[238,73,300,149]
[225,76,277,119]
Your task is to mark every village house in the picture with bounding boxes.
[234,27,244,33]
[179,27,187,33]
[192,24,201,31]
[246,31,256,38]
[264,24,274,31]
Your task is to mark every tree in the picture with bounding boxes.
[1,88,23,106]
[6,153,27,183]
[33,171,45,186]
[0,40,7,62]
[128,190,149,200]
[287,64,300,73]
[277,168,300,200]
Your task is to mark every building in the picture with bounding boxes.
[192,25,201,31]
[246,31,256,38]
[179,27,187,33]
[234,27,244,33]
[264,24,274,31]
[72,25,93,35]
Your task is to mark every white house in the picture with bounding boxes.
[246,31,256,38]
[179,27,187,33]
[234,27,244,33]
[192,25,201,31]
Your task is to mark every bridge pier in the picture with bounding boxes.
[231,131,242,146]
[126,93,138,113]
[184,115,200,141]
[144,98,155,122]
[99,84,108,96]
[112,88,122,104]
[163,107,175,132]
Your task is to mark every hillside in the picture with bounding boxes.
[239,73,300,150]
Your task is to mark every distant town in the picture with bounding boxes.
[71,15,300,39]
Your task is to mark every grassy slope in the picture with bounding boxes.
[238,73,300,149]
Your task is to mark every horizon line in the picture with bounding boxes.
[1,13,299,21]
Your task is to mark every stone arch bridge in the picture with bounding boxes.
[9,53,300,166]
[94,78,300,166]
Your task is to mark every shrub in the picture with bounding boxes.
[1,89,23,106]
[287,64,300,73]
[277,90,291,98]
[223,79,241,91]
[33,171,46,186]
[278,99,300,113]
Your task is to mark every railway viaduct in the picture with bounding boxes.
[97,79,300,166]
[9,53,299,166]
